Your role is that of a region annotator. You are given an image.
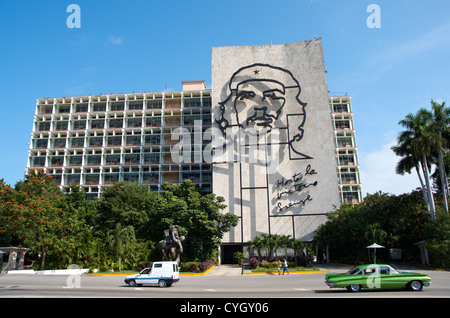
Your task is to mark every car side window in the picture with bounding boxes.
[364,267,376,274]
[379,267,389,275]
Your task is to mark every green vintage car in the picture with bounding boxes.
[325,264,431,292]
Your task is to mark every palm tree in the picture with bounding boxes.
[279,235,292,259]
[429,100,450,212]
[249,236,264,261]
[290,238,306,262]
[106,223,136,271]
[393,108,439,220]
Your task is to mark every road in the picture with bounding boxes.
[0,264,448,299]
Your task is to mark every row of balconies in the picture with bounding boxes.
[39,165,212,186]
[34,115,211,132]
[36,94,212,116]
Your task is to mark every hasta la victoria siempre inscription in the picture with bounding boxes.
[275,164,318,213]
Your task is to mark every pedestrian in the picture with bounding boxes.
[282,258,289,275]
[277,260,282,275]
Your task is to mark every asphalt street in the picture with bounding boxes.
[0,264,448,299]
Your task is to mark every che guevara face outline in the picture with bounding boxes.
[233,78,286,132]
[216,63,307,143]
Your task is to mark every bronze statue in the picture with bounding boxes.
[157,225,184,264]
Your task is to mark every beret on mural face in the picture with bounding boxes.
[227,63,301,93]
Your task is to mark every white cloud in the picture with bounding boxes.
[359,140,421,197]
[105,35,124,47]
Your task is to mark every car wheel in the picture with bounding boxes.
[128,279,137,287]
[158,279,167,288]
[346,284,362,292]
[408,280,423,291]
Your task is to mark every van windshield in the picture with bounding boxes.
[140,268,151,274]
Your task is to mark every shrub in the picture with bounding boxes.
[199,259,214,272]
[249,257,259,269]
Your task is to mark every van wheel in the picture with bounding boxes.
[128,279,137,287]
[158,280,167,288]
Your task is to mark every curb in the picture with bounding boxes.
[86,265,217,276]
[243,270,328,275]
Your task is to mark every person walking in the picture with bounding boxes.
[277,260,282,275]
[282,258,289,275]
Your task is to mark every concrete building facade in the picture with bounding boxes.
[26,39,361,261]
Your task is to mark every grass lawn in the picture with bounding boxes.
[252,266,319,273]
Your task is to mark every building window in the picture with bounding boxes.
[66,174,81,184]
[75,104,88,113]
[32,156,46,167]
[185,98,201,108]
[127,118,142,128]
[71,138,84,148]
[333,104,349,113]
[105,154,120,165]
[50,156,64,167]
[58,105,70,113]
[104,173,119,184]
[144,153,160,163]
[111,102,124,111]
[203,98,212,107]
[85,174,100,184]
[109,119,123,128]
[55,121,68,131]
[129,101,143,110]
[53,139,66,148]
[91,120,105,129]
[335,120,350,130]
[126,135,141,146]
[146,117,161,127]
[40,106,53,114]
[37,122,50,131]
[35,139,48,149]
[87,155,101,165]
[69,156,82,166]
[73,120,86,130]
[89,137,103,147]
[123,172,139,182]
[125,154,140,164]
[147,100,162,109]
[107,136,122,147]
[144,134,160,144]
[93,103,106,112]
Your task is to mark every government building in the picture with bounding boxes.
[26,39,361,261]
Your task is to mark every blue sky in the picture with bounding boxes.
[1,0,449,196]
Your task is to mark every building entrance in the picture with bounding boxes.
[220,244,242,264]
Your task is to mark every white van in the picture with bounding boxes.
[125,261,180,288]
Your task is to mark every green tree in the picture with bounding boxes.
[279,234,292,259]
[150,180,238,261]
[95,181,159,234]
[392,108,440,220]
[0,170,84,270]
[429,100,450,212]
[249,235,264,260]
[105,222,136,271]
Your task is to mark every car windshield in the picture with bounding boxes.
[347,267,362,275]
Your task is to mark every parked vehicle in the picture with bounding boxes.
[125,261,179,288]
[325,264,431,292]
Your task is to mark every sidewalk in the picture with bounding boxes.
[205,264,243,276]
